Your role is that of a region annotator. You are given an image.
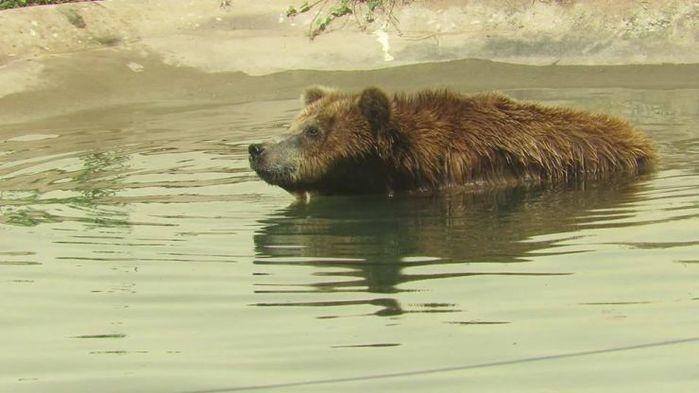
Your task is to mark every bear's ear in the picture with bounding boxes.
[302,85,334,106]
[359,87,391,132]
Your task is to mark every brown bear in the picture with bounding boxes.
[249,86,656,197]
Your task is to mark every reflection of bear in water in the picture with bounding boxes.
[253,179,647,316]
[249,86,655,197]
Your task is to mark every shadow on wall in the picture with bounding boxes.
[252,176,649,316]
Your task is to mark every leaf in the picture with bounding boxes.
[285,5,298,17]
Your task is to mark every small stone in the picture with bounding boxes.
[127,62,144,72]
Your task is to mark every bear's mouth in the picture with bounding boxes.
[249,158,298,189]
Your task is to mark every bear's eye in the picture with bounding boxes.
[304,126,321,137]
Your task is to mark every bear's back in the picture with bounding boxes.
[389,90,655,188]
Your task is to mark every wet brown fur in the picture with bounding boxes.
[253,87,656,195]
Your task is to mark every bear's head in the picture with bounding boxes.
[249,86,395,196]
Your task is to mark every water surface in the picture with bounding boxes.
[0,66,698,392]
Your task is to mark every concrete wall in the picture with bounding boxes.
[0,0,697,74]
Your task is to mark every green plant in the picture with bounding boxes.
[1,0,29,9]
[285,0,402,39]
[0,0,95,10]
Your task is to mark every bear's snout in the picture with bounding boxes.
[248,142,298,189]
[248,143,265,159]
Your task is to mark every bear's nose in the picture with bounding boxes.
[248,144,265,159]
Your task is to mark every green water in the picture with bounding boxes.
[0,62,698,392]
